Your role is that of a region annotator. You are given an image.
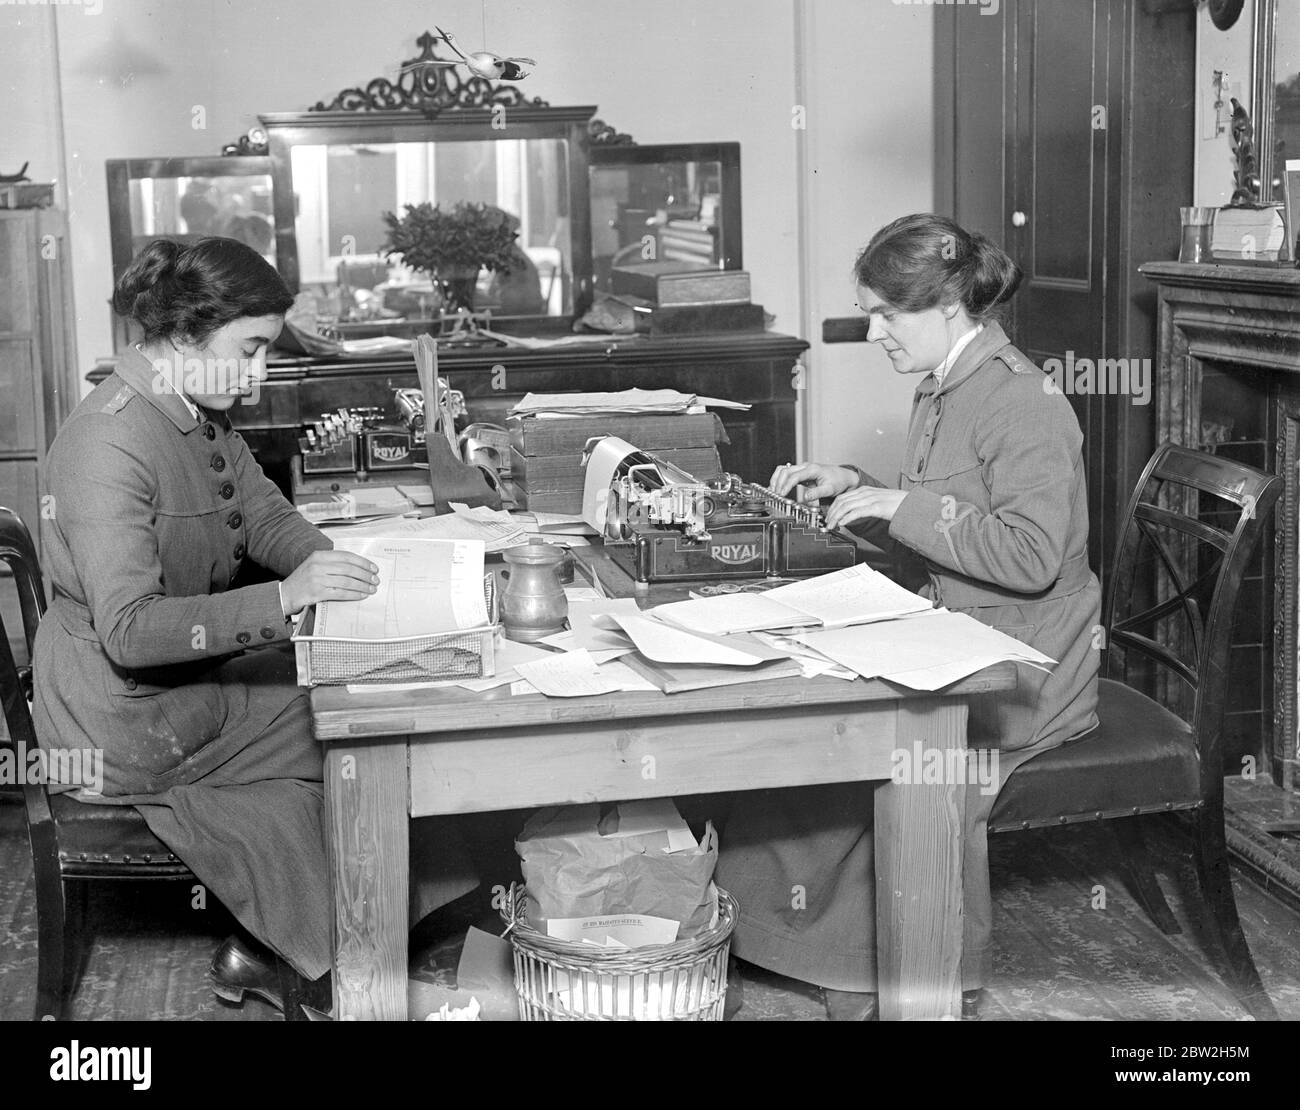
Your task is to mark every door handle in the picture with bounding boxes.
[1011,210,1028,228]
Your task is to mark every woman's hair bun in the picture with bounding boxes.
[111,238,183,320]
[853,213,1022,322]
[963,231,1022,318]
[109,236,293,346]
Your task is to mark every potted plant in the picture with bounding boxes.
[382,200,521,315]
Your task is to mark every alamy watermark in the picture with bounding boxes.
[0,740,103,795]
[1,0,103,14]
[151,350,264,406]
[890,741,1000,796]
[893,0,1000,15]
[1042,352,1152,406]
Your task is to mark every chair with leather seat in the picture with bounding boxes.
[0,506,195,1021]
[988,443,1282,1020]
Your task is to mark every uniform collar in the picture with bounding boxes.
[915,321,1013,400]
[113,344,206,434]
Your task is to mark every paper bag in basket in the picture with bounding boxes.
[516,800,719,941]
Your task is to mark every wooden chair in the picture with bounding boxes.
[988,444,1282,1020]
[0,507,194,1020]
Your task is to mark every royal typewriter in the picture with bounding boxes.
[583,437,862,583]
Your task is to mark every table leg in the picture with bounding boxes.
[324,737,410,1021]
[874,696,968,1021]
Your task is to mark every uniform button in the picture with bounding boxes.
[202,424,216,441]
[260,627,276,640]
[233,543,246,560]
[124,677,137,691]
[228,512,243,530]
[211,454,227,472]
[236,631,251,645]
[219,482,235,500]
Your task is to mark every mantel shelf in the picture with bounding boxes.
[1139,261,1300,299]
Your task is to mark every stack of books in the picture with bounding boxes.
[610,261,763,334]
[1210,205,1289,262]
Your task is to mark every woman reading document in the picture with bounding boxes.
[716,214,1101,1020]
[33,238,475,1012]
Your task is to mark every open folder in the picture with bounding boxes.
[649,564,933,637]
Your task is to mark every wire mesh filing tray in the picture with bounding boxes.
[501,885,737,1021]
[293,575,497,687]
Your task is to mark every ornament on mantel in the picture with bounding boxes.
[402,24,535,82]
[0,162,31,184]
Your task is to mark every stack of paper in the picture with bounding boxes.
[650,564,933,635]
[510,388,749,416]
[322,503,527,552]
[298,487,416,524]
[795,609,1055,690]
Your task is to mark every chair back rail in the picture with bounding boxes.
[1101,444,1282,793]
[0,509,59,851]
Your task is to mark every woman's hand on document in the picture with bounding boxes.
[281,551,381,614]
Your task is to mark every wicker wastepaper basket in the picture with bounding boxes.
[502,885,737,1021]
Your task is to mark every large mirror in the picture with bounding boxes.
[588,142,742,292]
[287,136,572,317]
[263,108,596,330]
[1256,0,1300,203]
[106,156,275,350]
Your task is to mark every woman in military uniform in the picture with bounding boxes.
[716,213,1102,1019]
[33,238,473,1010]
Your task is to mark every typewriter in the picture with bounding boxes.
[585,438,862,583]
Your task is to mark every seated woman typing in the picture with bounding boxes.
[33,238,475,1011]
[716,213,1102,1020]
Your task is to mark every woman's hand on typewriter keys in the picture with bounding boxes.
[769,462,859,502]
[281,550,381,614]
[825,487,908,530]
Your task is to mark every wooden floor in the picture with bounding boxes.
[2,793,1299,1021]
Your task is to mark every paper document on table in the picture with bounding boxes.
[456,638,556,691]
[328,510,525,551]
[796,609,1054,688]
[314,537,488,639]
[609,612,775,666]
[763,564,933,629]
[650,564,930,636]
[514,649,625,697]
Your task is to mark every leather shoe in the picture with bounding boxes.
[823,988,879,1021]
[209,934,283,1012]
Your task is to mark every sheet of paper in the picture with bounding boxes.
[597,658,659,691]
[513,388,698,416]
[563,587,606,603]
[314,537,488,638]
[650,592,816,636]
[765,564,933,629]
[603,798,698,852]
[546,914,680,948]
[796,610,1055,685]
[609,612,771,666]
[542,598,641,654]
[514,649,625,697]
[455,638,557,691]
[327,511,525,551]
[397,483,436,507]
[514,511,599,535]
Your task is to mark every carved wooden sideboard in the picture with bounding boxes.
[89,330,808,500]
[1140,262,1300,793]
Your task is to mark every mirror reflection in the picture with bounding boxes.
[289,137,572,320]
[127,174,276,264]
[590,157,725,290]
[1275,2,1299,183]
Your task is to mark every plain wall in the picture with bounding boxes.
[3,0,933,480]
